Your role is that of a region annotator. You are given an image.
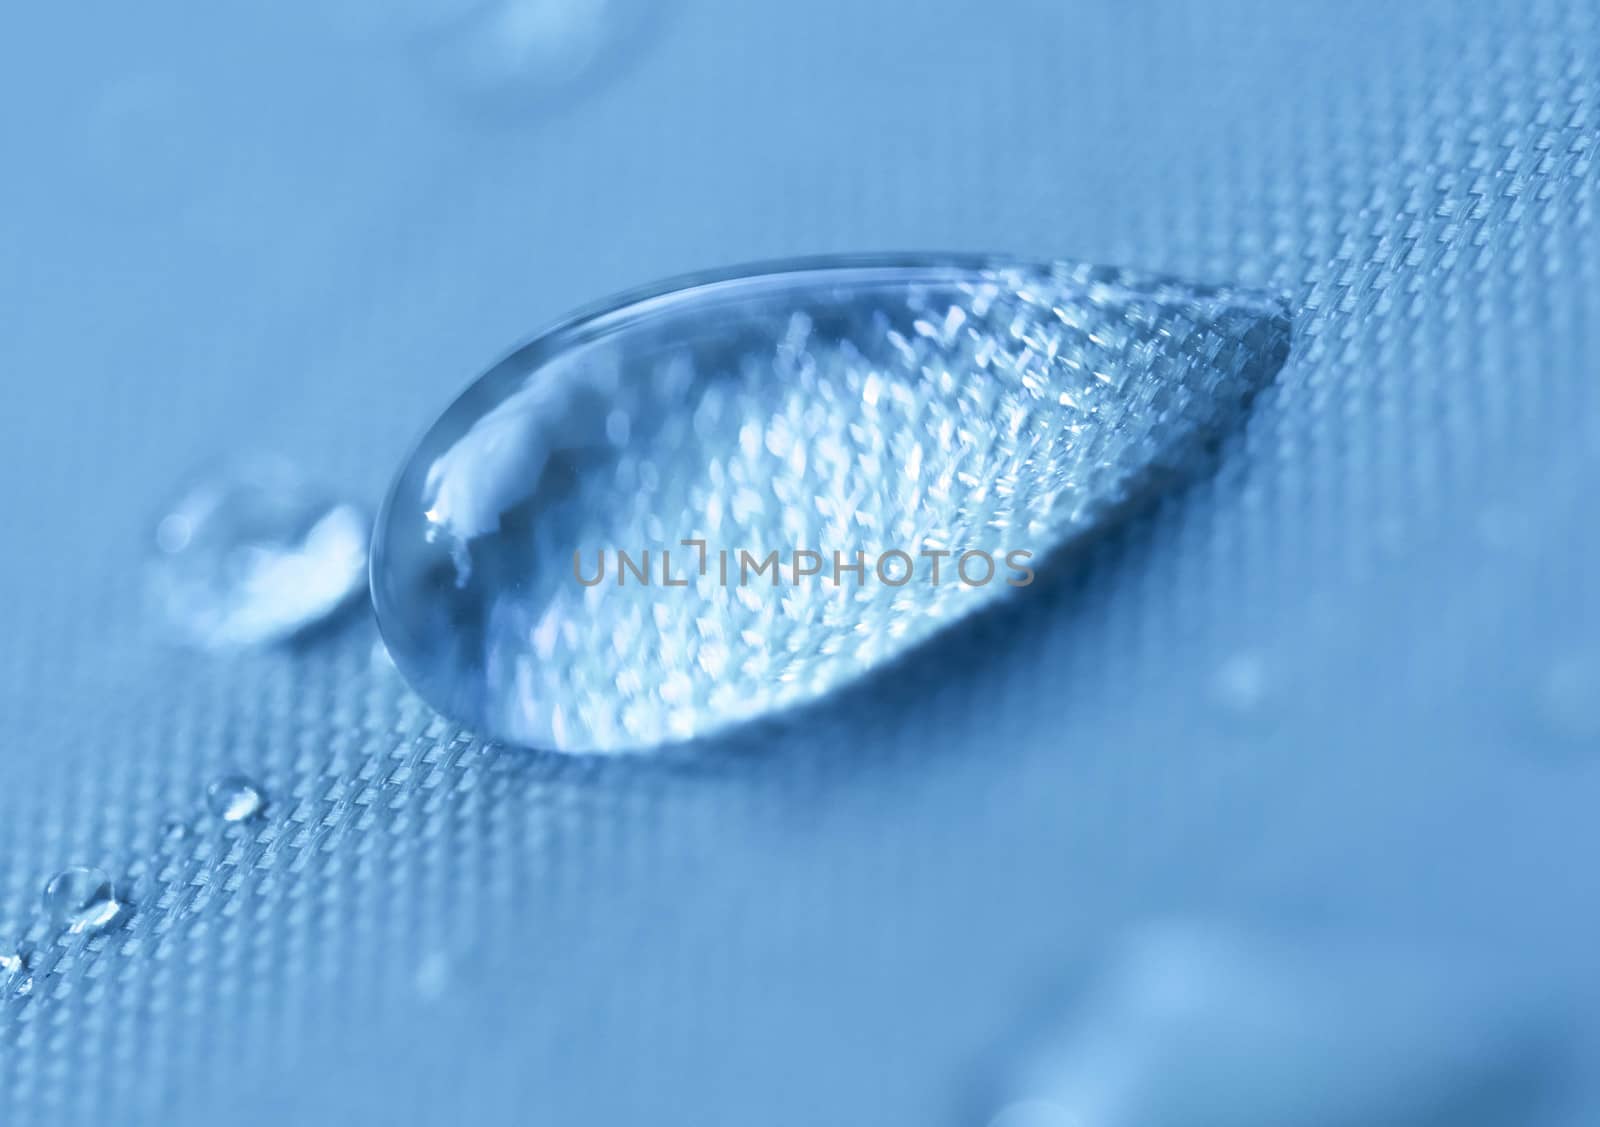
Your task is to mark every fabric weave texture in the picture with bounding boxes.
[0,1,1597,1124]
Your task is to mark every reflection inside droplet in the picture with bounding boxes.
[148,456,368,650]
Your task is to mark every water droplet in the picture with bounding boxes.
[148,456,369,650]
[415,0,648,113]
[372,256,1291,752]
[993,923,1560,1127]
[1211,652,1269,713]
[206,774,267,822]
[41,867,129,935]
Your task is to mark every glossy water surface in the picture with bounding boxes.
[372,256,1291,752]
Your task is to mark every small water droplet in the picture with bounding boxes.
[372,256,1290,752]
[162,818,190,841]
[41,867,129,935]
[206,774,267,822]
[148,456,368,650]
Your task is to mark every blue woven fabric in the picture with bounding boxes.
[1,1,1596,1124]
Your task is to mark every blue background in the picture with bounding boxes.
[1,1,1597,1123]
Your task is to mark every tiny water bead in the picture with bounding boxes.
[372,256,1292,752]
[41,866,129,936]
[206,774,267,822]
[148,457,369,650]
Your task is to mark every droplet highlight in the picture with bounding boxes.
[148,456,369,650]
[372,256,1291,752]
[206,774,267,822]
[41,866,129,936]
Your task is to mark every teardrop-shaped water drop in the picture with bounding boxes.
[41,866,129,936]
[372,256,1291,752]
[148,456,369,650]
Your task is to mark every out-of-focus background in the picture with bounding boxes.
[1,1,1597,1124]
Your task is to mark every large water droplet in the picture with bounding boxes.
[41,866,129,936]
[206,774,267,822]
[372,256,1291,752]
[149,457,369,650]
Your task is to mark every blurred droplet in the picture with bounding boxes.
[148,456,369,650]
[1536,655,1600,744]
[418,0,648,113]
[372,256,1291,752]
[1211,652,1268,713]
[42,867,129,936]
[986,1099,1078,1127]
[415,951,452,1000]
[992,923,1564,1127]
[206,774,267,822]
